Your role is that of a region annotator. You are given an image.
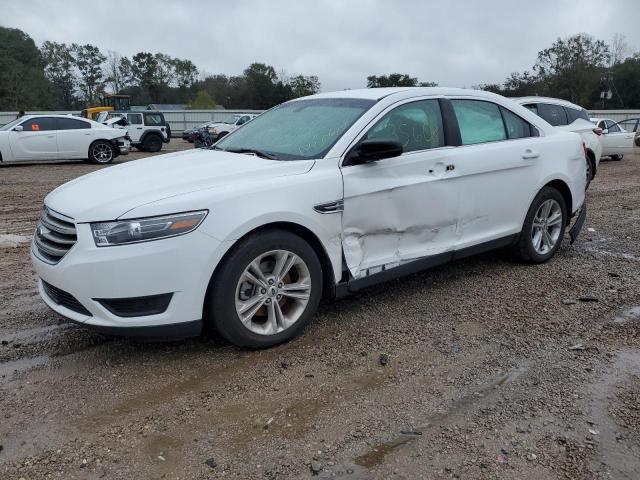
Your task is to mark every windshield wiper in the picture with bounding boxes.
[225,148,277,160]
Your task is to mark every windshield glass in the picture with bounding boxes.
[216,98,375,160]
[223,115,240,124]
[0,118,24,131]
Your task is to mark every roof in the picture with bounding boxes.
[514,96,585,110]
[301,87,504,102]
[147,104,186,110]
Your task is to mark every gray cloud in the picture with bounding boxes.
[3,0,639,91]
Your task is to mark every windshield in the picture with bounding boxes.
[215,98,376,160]
[223,115,240,124]
[0,118,24,131]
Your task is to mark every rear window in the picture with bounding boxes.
[537,103,568,126]
[451,100,507,145]
[565,107,589,124]
[144,113,165,126]
[56,118,91,130]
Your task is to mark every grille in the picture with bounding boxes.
[34,207,77,263]
[41,280,92,316]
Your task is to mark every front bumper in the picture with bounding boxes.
[31,224,226,337]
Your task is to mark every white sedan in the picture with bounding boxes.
[0,115,129,164]
[590,117,637,160]
[32,88,586,348]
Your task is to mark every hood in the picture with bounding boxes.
[45,149,314,222]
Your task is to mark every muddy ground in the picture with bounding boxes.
[1,144,639,479]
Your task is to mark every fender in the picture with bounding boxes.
[138,129,165,144]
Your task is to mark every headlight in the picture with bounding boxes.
[210,128,218,134]
[91,210,208,247]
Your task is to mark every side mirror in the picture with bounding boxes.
[345,139,403,166]
[14,125,23,132]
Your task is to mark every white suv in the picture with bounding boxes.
[32,88,587,348]
[514,97,602,184]
[101,111,171,152]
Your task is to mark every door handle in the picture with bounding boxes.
[522,149,540,160]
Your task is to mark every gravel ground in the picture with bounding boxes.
[1,145,639,479]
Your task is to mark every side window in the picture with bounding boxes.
[56,118,91,130]
[127,114,143,125]
[20,117,56,132]
[608,121,621,133]
[238,116,250,125]
[144,113,164,126]
[565,107,581,124]
[598,120,606,129]
[538,103,568,126]
[522,104,538,115]
[500,107,533,139]
[366,99,444,153]
[451,100,506,145]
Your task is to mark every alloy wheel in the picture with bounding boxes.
[531,199,563,255]
[93,143,113,163]
[234,249,311,335]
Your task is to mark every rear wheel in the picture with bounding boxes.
[512,187,567,264]
[88,141,114,164]
[206,230,323,348]
[143,134,162,153]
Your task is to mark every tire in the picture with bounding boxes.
[206,229,323,348]
[611,154,623,161]
[88,140,115,164]
[142,134,162,153]
[585,156,594,190]
[512,187,567,264]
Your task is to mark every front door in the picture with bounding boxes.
[9,117,58,161]
[340,98,459,279]
[601,120,636,156]
[126,113,144,143]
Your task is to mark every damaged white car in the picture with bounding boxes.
[32,88,587,348]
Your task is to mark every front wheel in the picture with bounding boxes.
[206,230,323,348]
[89,141,115,164]
[512,187,567,264]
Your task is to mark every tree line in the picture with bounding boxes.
[1,26,639,111]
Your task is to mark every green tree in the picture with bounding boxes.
[367,73,418,87]
[41,41,77,108]
[172,58,198,89]
[72,43,106,104]
[288,75,320,98]
[0,27,55,110]
[187,90,217,109]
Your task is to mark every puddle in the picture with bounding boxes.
[0,355,50,382]
[613,306,640,324]
[0,234,31,248]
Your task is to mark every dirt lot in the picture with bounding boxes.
[1,144,639,479]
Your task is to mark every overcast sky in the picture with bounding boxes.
[3,0,639,92]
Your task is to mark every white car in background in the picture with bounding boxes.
[590,117,637,160]
[514,97,602,184]
[208,113,258,140]
[32,88,587,348]
[0,115,129,164]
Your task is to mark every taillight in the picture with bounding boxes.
[593,128,603,136]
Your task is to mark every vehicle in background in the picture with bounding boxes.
[207,113,258,141]
[514,97,602,184]
[182,121,217,142]
[32,88,587,348]
[81,94,131,120]
[0,114,129,164]
[590,117,638,160]
[191,127,216,148]
[98,110,171,152]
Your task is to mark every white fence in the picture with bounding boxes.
[1,109,639,133]
[0,109,264,134]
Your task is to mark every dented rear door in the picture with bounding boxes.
[340,98,459,279]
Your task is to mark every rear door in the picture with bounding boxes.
[340,98,459,279]
[56,117,93,159]
[448,99,540,249]
[601,119,635,156]
[8,117,58,160]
